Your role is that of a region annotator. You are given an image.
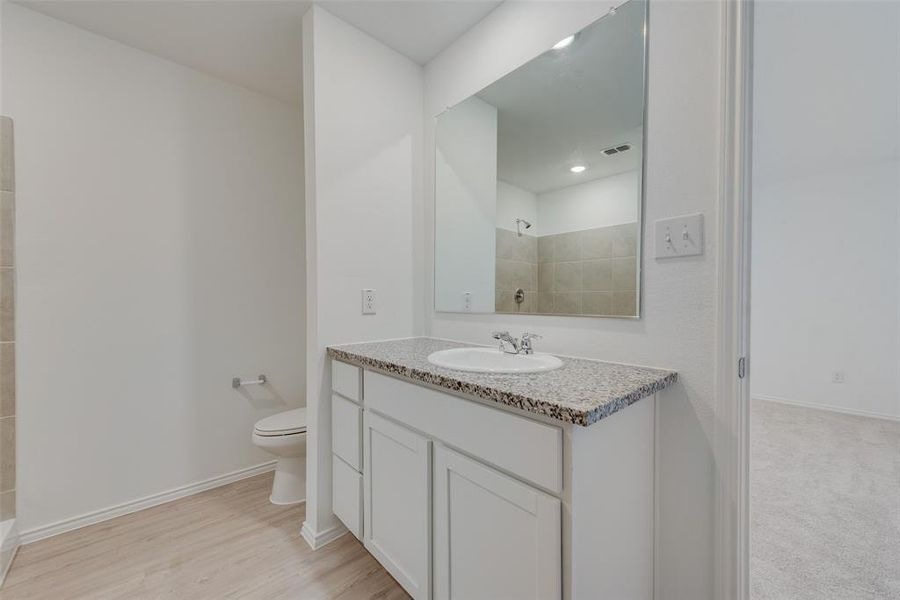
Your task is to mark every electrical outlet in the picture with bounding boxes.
[831,371,845,384]
[361,289,376,315]
[463,292,472,312]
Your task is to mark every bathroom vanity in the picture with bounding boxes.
[327,337,676,600]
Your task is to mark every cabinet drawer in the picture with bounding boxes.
[332,360,361,402]
[365,371,563,494]
[332,394,362,470]
[332,455,363,540]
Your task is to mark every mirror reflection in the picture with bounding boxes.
[434,0,646,317]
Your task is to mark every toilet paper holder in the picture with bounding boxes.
[232,374,268,389]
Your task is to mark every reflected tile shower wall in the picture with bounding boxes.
[495,228,538,313]
[496,222,638,316]
[0,117,15,526]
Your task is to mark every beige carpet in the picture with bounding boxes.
[751,400,900,599]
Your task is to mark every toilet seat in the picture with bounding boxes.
[254,407,307,437]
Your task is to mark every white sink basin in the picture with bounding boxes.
[427,347,563,374]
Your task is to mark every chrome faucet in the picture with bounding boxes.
[520,332,542,355]
[491,331,542,355]
[492,331,521,354]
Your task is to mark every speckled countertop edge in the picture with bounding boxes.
[326,337,678,427]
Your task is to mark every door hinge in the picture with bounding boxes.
[738,356,747,379]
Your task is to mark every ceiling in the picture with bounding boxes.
[324,1,501,64]
[474,0,646,194]
[15,0,502,105]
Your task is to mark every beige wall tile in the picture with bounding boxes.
[537,235,554,263]
[0,118,14,193]
[537,292,553,313]
[495,290,515,312]
[612,291,638,316]
[512,234,537,263]
[582,259,613,291]
[495,228,516,261]
[0,489,14,520]
[582,292,613,315]
[1,416,14,493]
[553,262,582,292]
[554,232,582,262]
[498,260,536,291]
[495,259,515,290]
[612,257,638,291]
[582,227,613,259]
[0,343,14,418]
[552,292,582,315]
[511,260,536,291]
[611,222,638,258]
[538,263,554,292]
[502,222,640,315]
[0,269,13,342]
[1,192,14,268]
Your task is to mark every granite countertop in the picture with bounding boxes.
[327,337,677,426]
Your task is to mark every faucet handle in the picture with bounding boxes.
[520,332,542,354]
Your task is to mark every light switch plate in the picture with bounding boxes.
[655,213,704,258]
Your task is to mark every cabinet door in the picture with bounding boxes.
[434,445,561,600]
[364,411,431,600]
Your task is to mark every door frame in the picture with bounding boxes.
[714,1,754,599]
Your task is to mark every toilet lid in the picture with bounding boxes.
[254,407,307,436]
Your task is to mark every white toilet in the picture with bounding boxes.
[252,407,307,505]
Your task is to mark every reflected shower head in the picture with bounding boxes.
[515,218,533,237]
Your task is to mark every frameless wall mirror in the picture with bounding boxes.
[433,0,647,317]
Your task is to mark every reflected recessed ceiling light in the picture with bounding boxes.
[570,165,586,173]
[553,35,575,50]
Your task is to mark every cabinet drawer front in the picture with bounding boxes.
[332,455,363,540]
[332,394,362,470]
[364,411,432,600]
[365,371,563,493]
[332,360,361,402]
[434,445,561,600]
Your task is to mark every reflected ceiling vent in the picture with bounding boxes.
[602,143,632,156]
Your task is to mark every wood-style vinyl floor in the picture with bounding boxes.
[0,473,409,600]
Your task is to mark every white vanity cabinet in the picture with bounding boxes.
[363,411,432,599]
[330,361,363,539]
[330,358,657,600]
[433,445,561,600]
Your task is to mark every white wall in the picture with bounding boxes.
[751,1,900,419]
[434,95,496,312]
[302,5,422,541]
[537,170,639,236]
[424,2,721,598]
[3,4,305,533]
[497,180,537,234]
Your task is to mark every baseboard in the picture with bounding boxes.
[300,520,348,550]
[754,395,900,422]
[0,519,20,587]
[20,461,276,545]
